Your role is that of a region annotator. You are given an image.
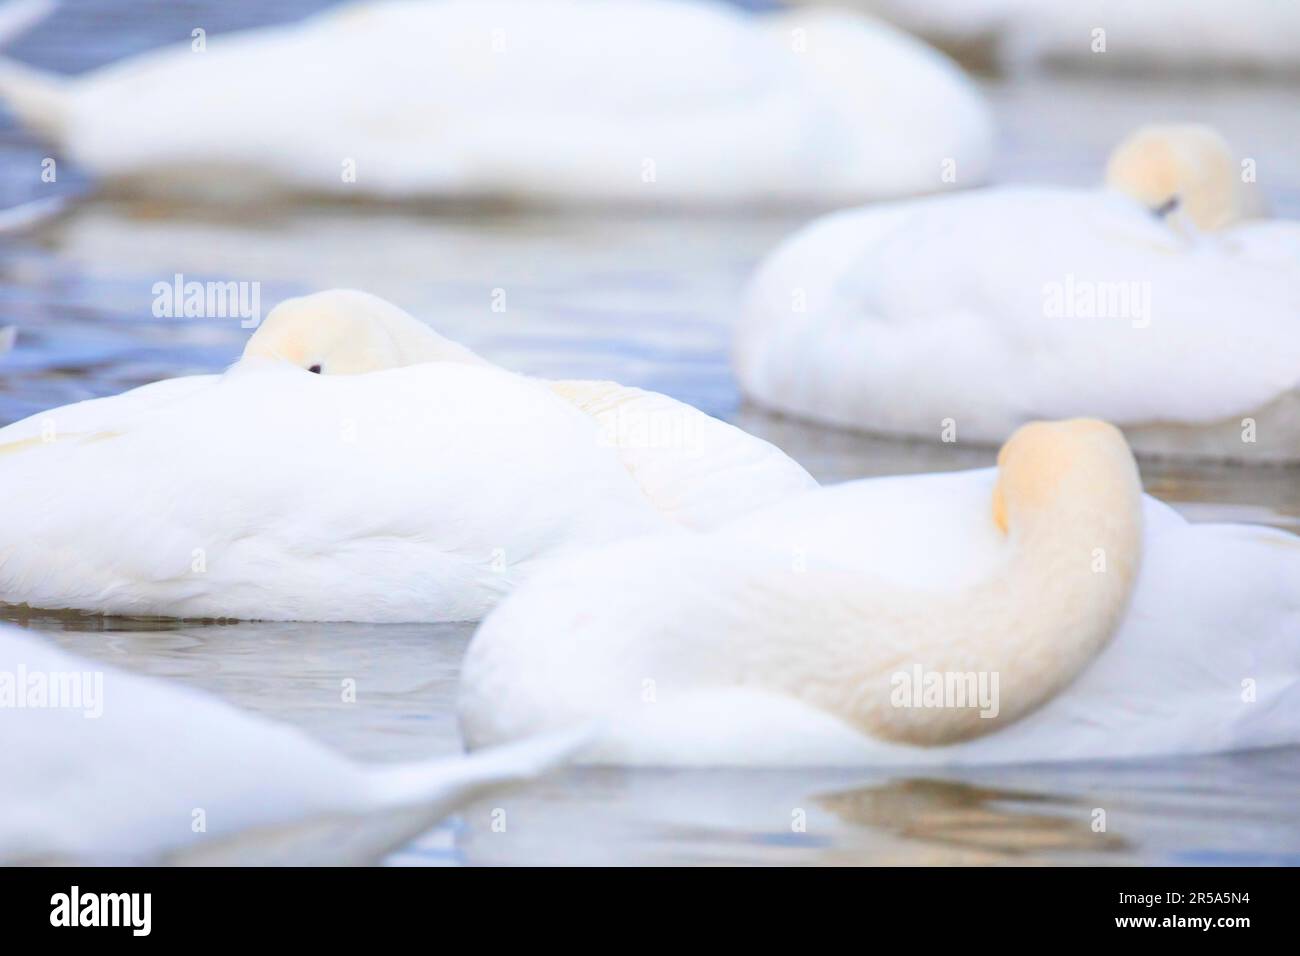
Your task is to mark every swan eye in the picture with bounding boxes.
[1153,196,1180,218]
[308,364,322,374]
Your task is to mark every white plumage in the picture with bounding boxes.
[459,425,1300,766]
[0,0,993,204]
[0,290,814,621]
[0,622,583,863]
[796,0,1300,73]
[737,129,1300,461]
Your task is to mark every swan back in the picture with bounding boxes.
[5,0,991,202]
[462,419,1146,753]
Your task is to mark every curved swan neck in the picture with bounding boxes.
[783,420,1145,748]
[243,289,494,373]
[1105,123,1247,230]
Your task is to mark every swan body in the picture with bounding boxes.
[0,290,813,621]
[737,125,1300,461]
[799,0,1300,72]
[460,420,1300,766]
[0,0,993,204]
[0,622,582,863]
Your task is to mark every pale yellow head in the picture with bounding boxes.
[242,289,487,374]
[1105,124,1254,231]
[991,419,1140,536]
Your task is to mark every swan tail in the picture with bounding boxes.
[0,0,53,44]
[329,728,589,862]
[0,56,67,141]
[366,725,590,814]
[0,1,68,142]
[166,729,591,866]
[0,195,65,233]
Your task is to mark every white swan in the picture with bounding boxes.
[459,419,1300,766]
[0,622,582,863]
[796,0,1300,72]
[737,124,1300,462]
[0,0,993,204]
[0,289,813,621]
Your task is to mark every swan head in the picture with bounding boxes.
[991,418,1140,537]
[1104,124,1249,231]
[242,289,486,374]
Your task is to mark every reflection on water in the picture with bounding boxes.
[820,778,1132,861]
[5,610,1299,866]
[446,751,1300,866]
[1,0,1298,865]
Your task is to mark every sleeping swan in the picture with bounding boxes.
[792,0,1300,74]
[0,290,813,621]
[0,0,992,205]
[459,419,1300,766]
[737,123,1300,461]
[0,622,582,863]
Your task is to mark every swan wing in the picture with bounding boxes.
[0,374,216,446]
[549,379,816,529]
[0,362,664,620]
[39,1,990,202]
[739,188,1300,436]
[0,623,366,862]
[0,623,583,863]
[462,473,1300,765]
